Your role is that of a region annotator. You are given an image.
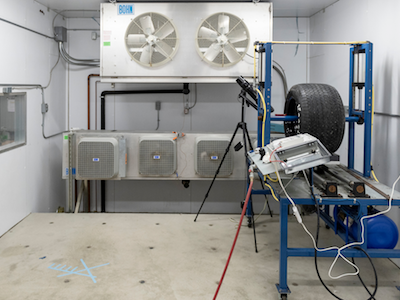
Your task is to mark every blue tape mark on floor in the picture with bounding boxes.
[48,259,109,283]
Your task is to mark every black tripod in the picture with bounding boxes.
[194,89,263,252]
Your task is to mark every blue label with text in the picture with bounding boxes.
[118,4,134,15]
[93,158,99,162]
[153,155,161,160]
[66,168,69,175]
[211,156,218,160]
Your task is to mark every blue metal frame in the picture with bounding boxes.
[248,42,400,298]
[348,43,373,177]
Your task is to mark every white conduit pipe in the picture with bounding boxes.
[74,180,87,214]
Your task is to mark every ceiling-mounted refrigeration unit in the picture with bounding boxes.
[195,137,233,177]
[100,2,272,83]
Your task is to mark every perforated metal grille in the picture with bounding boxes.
[196,12,249,67]
[125,12,178,67]
[77,141,116,179]
[139,139,176,176]
[196,140,233,177]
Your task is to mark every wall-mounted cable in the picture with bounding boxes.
[43,52,61,89]
[0,17,54,39]
[0,84,64,139]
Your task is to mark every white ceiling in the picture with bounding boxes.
[34,0,339,18]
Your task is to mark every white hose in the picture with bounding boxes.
[74,180,87,214]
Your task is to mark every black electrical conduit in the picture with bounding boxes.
[99,84,190,212]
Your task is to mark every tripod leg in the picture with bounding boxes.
[243,123,254,151]
[194,124,241,222]
[251,199,258,253]
[241,123,257,252]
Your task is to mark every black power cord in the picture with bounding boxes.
[352,248,378,300]
[303,170,378,300]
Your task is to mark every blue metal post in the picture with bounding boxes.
[263,43,272,145]
[348,46,355,170]
[246,194,253,218]
[277,200,290,294]
[363,43,373,177]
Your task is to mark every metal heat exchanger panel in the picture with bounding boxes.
[139,137,177,176]
[195,138,233,177]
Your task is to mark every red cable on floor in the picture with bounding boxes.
[213,177,254,300]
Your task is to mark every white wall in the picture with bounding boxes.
[309,0,400,266]
[0,0,66,236]
[66,16,308,213]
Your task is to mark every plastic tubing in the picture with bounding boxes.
[213,173,254,300]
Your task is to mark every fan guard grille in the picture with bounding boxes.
[125,12,179,67]
[196,12,250,67]
[195,140,233,177]
[139,139,177,176]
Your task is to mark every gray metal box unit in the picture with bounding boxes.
[76,136,126,180]
[139,137,176,176]
[54,26,67,43]
[195,137,233,177]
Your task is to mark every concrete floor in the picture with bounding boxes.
[0,213,399,300]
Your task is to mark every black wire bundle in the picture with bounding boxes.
[305,170,378,300]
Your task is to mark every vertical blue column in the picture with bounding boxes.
[363,43,373,177]
[246,194,253,218]
[278,200,289,293]
[257,85,262,148]
[264,43,272,145]
[348,46,355,170]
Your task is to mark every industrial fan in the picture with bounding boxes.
[195,138,233,177]
[196,12,250,67]
[124,12,179,67]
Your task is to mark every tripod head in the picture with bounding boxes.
[236,76,274,112]
[236,76,258,110]
[238,89,258,110]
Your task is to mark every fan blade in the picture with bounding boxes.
[140,45,153,64]
[204,43,221,61]
[155,40,173,57]
[140,15,155,35]
[155,22,174,40]
[223,43,241,63]
[127,34,146,46]
[218,14,230,35]
[227,29,247,43]
[198,27,218,41]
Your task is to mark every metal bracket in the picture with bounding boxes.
[275,283,291,294]
[41,103,49,114]
[2,87,12,94]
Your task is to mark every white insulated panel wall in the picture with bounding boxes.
[0,0,67,236]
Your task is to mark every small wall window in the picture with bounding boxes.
[0,92,26,153]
